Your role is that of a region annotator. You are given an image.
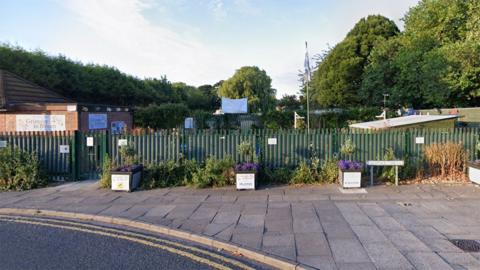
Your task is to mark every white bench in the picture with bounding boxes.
[366,160,405,186]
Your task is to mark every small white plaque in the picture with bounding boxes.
[67,105,77,112]
[236,173,255,189]
[118,139,128,146]
[86,137,94,147]
[0,141,7,148]
[342,172,362,188]
[111,174,130,191]
[415,137,425,144]
[267,138,277,145]
[59,145,70,154]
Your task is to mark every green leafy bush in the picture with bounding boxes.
[260,167,292,184]
[380,147,397,183]
[290,161,317,184]
[0,147,47,191]
[99,154,113,188]
[143,160,199,189]
[119,143,138,165]
[320,158,339,183]
[189,157,235,188]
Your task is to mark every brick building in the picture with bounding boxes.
[0,69,132,133]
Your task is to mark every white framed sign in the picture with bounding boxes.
[267,138,277,145]
[415,137,425,144]
[67,105,77,112]
[16,115,66,132]
[86,137,94,147]
[118,139,128,146]
[0,141,7,148]
[236,173,255,190]
[88,114,107,130]
[59,145,70,154]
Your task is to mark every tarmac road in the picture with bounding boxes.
[0,215,272,270]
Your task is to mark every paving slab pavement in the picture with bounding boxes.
[2,181,480,269]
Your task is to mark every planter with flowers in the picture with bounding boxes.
[235,162,259,190]
[338,138,362,188]
[338,160,363,188]
[235,141,259,190]
[111,143,143,192]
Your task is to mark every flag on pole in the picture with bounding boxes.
[304,41,311,82]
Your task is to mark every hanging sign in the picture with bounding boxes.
[118,139,128,146]
[86,137,94,147]
[415,137,425,144]
[16,115,66,132]
[267,138,277,145]
[88,114,107,130]
[59,145,70,154]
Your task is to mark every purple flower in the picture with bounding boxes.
[337,160,363,170]
[235,162,259,172]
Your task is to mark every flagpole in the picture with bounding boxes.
[305,41,310,136]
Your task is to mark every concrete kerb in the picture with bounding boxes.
[0,208,309,270]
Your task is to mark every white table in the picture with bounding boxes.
[366,160,405,186]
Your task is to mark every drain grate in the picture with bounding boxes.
[450,239,480,252]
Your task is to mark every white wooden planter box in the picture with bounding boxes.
[468,162,480,185]
[111,165,143,192]
[236,171,256,190]
[339,169,362,188]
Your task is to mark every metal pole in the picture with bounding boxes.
[306,81,310,135]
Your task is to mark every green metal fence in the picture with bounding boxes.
[1,128,478,180]
[0,131,73,180]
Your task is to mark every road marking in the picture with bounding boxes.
[0,214,255,270]
[0,216,241,270]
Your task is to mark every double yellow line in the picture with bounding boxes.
[0,215,255,270]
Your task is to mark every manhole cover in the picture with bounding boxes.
[450,239,480,252]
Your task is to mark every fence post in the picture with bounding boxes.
[101,130,109,164]
[71,130,81,181]
[404,129,411,160]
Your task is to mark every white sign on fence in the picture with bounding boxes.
[16,115,66,132]
[59,145,70,154]
[267,138,277,145]
[118,139,128,146]
[86,137,94,147]
[0,141,6,148]
[88,114,107,130]
[236,173,255,190]
[415,137,425,144]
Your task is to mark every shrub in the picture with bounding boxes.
[424,142,467,179]
[119,143,138,165]
[290,161,317,184]
[340,138,356,159]
[380,147,396,183]
[0,147,47,191]
[99,154,113,188]
[143,160,198,189]
[260,167,292,184]
[320,158,339,183]
[189,157,235,188]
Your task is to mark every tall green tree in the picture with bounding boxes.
[361,0,480,108]
[310,15,399,107]
[218,66,276,113]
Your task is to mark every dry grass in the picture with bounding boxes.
[424,142,468,180]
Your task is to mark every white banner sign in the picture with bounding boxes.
[16,115,66,132]
[88,114,107,130]
[221,97,248,114]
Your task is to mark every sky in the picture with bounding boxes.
[0,0,419,97]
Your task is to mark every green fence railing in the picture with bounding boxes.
[0,128,478,180]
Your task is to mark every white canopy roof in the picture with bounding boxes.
[349,115,459,129]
